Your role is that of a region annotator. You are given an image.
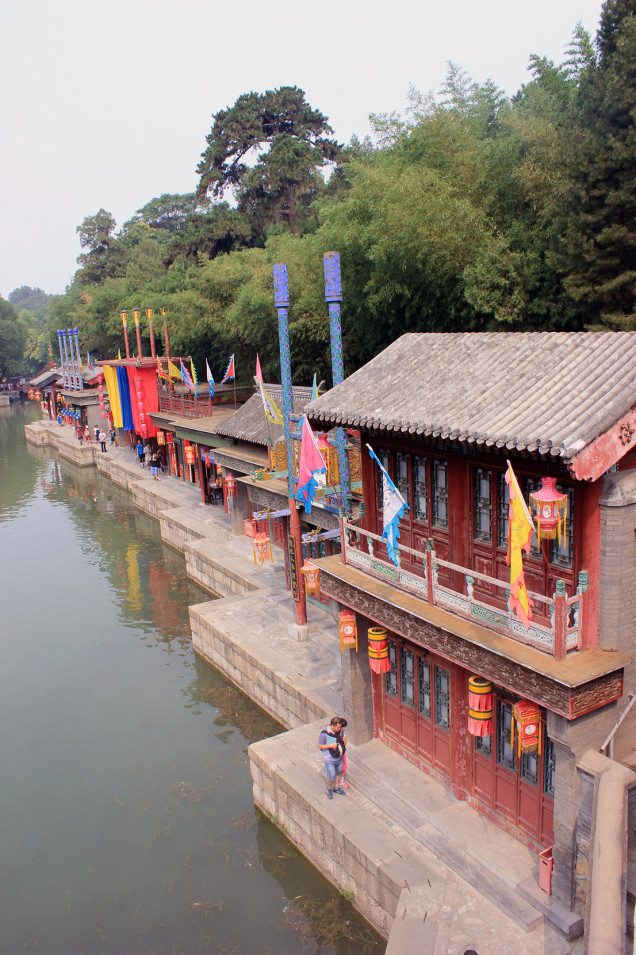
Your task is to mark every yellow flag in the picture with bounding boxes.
[168,359,181,379]
[504,462,535,627]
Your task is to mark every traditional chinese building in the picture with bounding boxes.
[307,331,636,915]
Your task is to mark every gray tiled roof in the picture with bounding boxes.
[214,385,316,446]
[306,332,636,460]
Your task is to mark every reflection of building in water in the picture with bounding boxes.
[148,561,182,633]
[186,655,282,746]
[125,544,142,613]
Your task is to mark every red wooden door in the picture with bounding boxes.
[471,695,554,848]
[381,639,452,783]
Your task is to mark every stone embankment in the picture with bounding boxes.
[25,418,588,953]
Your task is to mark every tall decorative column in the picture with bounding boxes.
[57,330,67,390]
[61,329,72,389]
[160,307,174,394]
[120,310,131,359]
[73,328,84,390]
[324,251,351,512]
[273,263,307,628]
[146,308,157,359]
[133,307,143,359]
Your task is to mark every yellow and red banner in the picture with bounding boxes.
[505,462,535,627]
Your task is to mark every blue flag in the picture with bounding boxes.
[367,444,409,566]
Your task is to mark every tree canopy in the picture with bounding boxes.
[196,86,341,236]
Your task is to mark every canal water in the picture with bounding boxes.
[0,405,384,955]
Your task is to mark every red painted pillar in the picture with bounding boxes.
[450,665,470,800]
[554,581,567,660]
[197,448,206,504]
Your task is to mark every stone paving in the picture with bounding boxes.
[26,419,587,953]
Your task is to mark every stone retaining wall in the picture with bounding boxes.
[190,601,330,728]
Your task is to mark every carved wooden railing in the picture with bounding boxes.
[158,394,214,418]
[341,520,588,660]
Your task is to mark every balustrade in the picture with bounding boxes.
[341,520,587,659]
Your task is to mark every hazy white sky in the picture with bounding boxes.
[0,0,605,300]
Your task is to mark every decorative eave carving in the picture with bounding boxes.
[569,405,636,482]
[317,558,625,720]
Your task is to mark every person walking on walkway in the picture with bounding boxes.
[136,439,145,467]
[94,426,100,444]
[150,450,160,480]
[318,717,346,800]
[84,425,90,444]
[144,442,152,469]
[99,429,107,452]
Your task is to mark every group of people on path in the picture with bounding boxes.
[76,423,109,451]
[318,716,348,799]
[136,439,162,480]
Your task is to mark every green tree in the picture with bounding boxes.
[0,298,30,377]
[196,86,340,236]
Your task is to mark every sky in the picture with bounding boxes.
[0,0,606,302]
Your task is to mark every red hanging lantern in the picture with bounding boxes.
[529,477,568,545]
[367,627,390,673]
[101,411,106,419]
[300,559,320,596]
[511,700,542,756]
[468,676,493,736]
[225,473,236,498]
[253,532,273,565]
[338,611,357,652]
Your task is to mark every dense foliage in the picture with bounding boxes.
[4,2,635,383]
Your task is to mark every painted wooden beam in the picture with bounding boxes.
[569,405,636,482]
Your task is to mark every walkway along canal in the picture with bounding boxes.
[3,404,384,955]
[20,412,588,954]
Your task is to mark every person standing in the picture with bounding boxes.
[109,427,116,446]
[84,425,90,444]
[337,717,349,788]
[318,717,346,800]
[136,439,145,467]
[150,450,159,481]
[144,442,152,468]
[94,426,100,444]
[99,429,107,452]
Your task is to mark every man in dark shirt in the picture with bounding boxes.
[318,717,346,800]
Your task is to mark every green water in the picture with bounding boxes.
[0,405,384,955]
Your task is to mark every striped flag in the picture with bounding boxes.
[296,415,326,514]
[312,373,319,401]
[505,462,535,627]
[221,354,235,384]
[255,377,284,426]
[206,359,215,397]
[255,354,263,383]
[367,443,409,566]
[190,359,199,397]
[180,360,195,392]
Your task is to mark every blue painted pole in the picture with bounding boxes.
[61,330,71,390]
[273,263,307,626]
[57,331,66,390]
[324,251,351,513]
[73,328,84,390]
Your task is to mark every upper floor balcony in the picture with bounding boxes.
[340,519,589,660]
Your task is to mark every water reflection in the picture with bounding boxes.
[0,408,385,955]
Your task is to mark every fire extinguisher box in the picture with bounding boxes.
[539,846,553,895]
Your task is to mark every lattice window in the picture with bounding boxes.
[395,452,410,509]
[418,658,431,719]
[414,456,428,523]
[550,485,574,568]
[376,448,391,512]
[432,460,448,528]
[496,700,515,771]
[475,733,492,757]
[385,640,398,698]
[520,748,539,787]
[543,734,556,798]
[401,647,415,708]
[474,468,492,542]
[497,471,510,549]
[434,666,450,729]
